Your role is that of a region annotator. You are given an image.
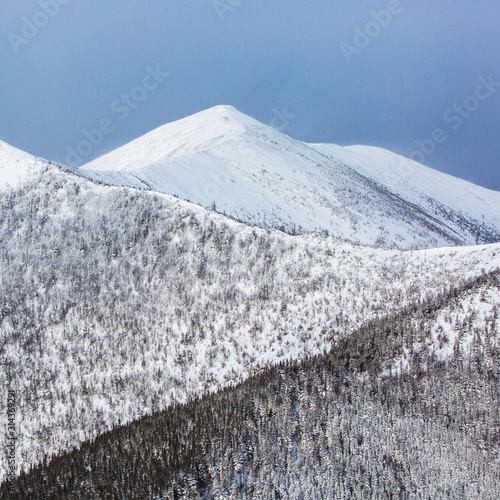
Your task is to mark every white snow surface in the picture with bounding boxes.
[314,143,500,235]
[0,141,40,191]
[79,105,500,249]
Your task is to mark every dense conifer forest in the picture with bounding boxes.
[3,271,499,499]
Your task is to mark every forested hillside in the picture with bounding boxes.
[5,271,499,499]
[2,163,499,482]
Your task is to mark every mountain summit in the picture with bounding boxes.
[84,105,257,171]
[75,105,499,248]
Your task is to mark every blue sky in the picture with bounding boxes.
[1,0,499,190]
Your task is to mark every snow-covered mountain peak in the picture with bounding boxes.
[201,104,255,123]
[76,106,500,249]
[82,105,267,173]
[173,104,260,137]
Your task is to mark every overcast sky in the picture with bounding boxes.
[1,0,499,190]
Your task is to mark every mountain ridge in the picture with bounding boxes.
[77,105,500,249]
[1,106,499,249]
[1,161,499,480]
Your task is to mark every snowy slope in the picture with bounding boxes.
[313,143,500,244]
[1,163,500,480]
[1,108,500,481]
[79,105,500,249]
[0,140,42,191]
